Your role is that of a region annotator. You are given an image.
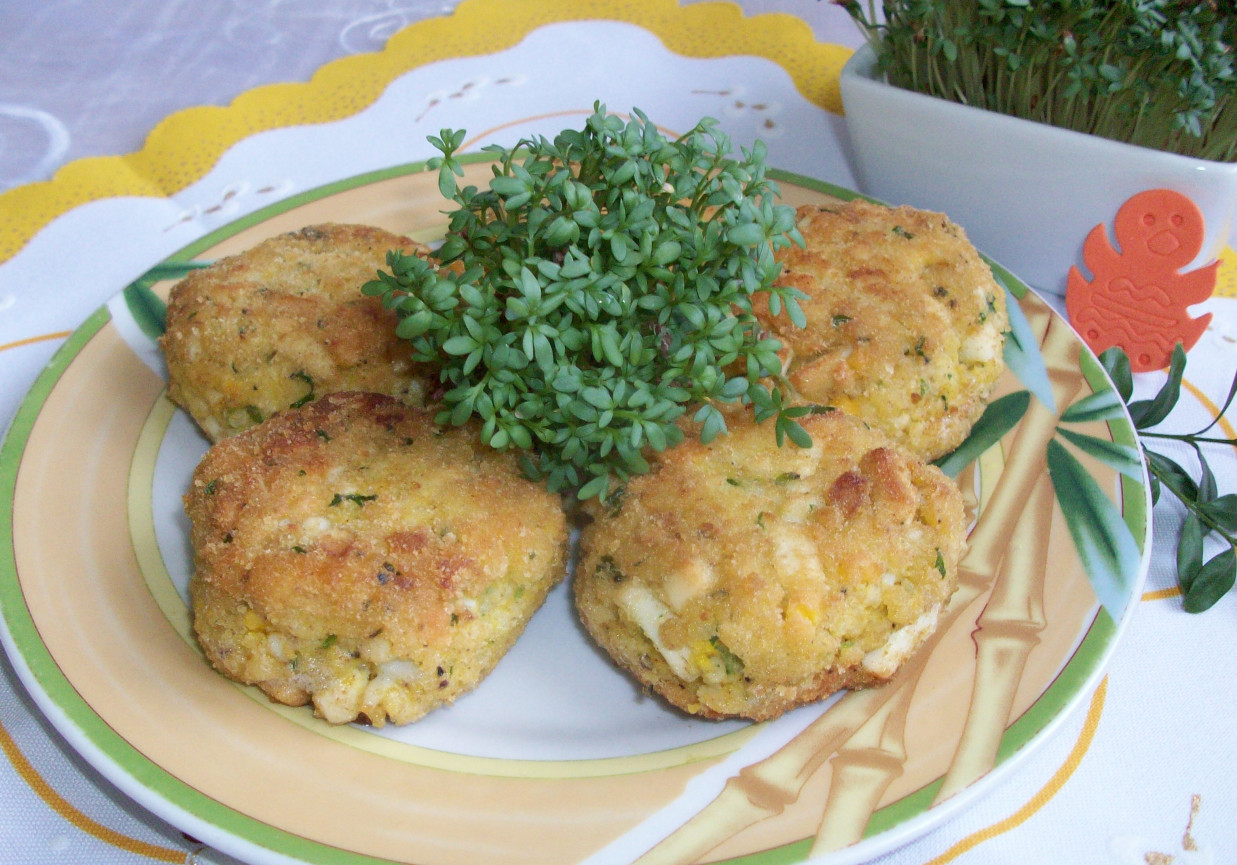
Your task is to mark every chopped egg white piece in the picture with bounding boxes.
[618,584,696,681]
[663,558,717,611]
[862,604,941,678]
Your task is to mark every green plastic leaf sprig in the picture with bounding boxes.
[1099,345,1237,612]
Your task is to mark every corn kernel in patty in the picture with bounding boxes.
[574,408,967,721]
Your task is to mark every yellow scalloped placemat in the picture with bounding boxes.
[0,0,851,265]
[1218,246,1237,298]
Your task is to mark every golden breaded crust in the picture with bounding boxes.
[575,408,966,721]
[187,391,569,726]
[161,224,437,441]
[759,201,1008,461]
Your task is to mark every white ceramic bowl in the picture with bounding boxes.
[839,43,1237,296]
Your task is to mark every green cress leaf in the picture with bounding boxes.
[839,2,1237,161]
[366,104,805,500]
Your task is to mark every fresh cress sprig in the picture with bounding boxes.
[838,0,1236,162]
[364,104,807,501]
[1101,345,1237,612]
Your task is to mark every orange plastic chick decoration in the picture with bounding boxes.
[1066,188,1216,372]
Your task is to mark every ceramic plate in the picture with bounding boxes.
[0,159,1151,865]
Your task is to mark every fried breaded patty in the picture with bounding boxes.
[186,391,570,726]
[574,408,967,721]
[161,224,437,441]
[758,200,1008,462]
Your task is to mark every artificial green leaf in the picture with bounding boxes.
[1097,347,1133,403]
[1181,548,1236,613]
[1176,513,1204,589]
[1200,494,1237,534]
[1127,343,1186,428]
[1045,439,1143,620]
[933,390,1030,477]
[1190,368,1237,437]
[1144,450,1199,503]
[1196,449,1218,504]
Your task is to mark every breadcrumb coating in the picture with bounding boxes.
[187,392,570,726]
[759,201,1008,461]
[161,223,439,441]
[574,408,967,721]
